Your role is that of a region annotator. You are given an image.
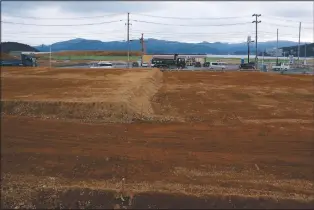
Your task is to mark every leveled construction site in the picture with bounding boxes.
[1,67,314,209]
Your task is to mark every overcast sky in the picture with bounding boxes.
[1,1,313,46]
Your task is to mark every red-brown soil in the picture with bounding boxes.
[1,68,314,209]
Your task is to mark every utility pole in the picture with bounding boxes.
[276,28,279,65]
[297,22,301,66]
[49,45,52,69]
[126,12,130,68]
[247,36,250,63]
[252,14,261,69]
[140,33,144,66]
[248,42,250,63]
[304,42,307,65]
[262,49,264,71]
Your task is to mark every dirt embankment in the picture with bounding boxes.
[1,67,163,123]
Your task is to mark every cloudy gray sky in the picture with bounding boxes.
[1,1,313,46]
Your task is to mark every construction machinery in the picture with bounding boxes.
[0,53,38,67]
[239,62,256,70]
[151,54,186,69]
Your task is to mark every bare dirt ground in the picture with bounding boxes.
[1,67,314,209]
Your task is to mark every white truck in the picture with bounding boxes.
[271,62,290,71]
[90,61,113,68]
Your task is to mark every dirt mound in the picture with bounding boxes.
[1,68,163,123]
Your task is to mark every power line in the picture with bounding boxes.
[263,16,313,24]
[131,29,254,36]
[130,33,275,39]
[132,13,249,20]
[263,22,313,30]
[1,20,123,26]
[2,13,125,20]
[132,20,251,27]
[3,34,126,38]
[3,29,125,36]
[130,29,300,37]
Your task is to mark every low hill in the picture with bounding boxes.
[0,42,39,54]
[280,43,314,57]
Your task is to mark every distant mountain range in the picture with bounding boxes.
[33,38,309,55]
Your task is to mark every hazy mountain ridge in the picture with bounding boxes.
[3,38,308,55]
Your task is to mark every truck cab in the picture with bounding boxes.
[21,54,38,67]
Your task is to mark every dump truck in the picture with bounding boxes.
[151,54,186,69]
[0,53,38,67]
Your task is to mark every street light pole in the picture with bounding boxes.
[252,14,261,69]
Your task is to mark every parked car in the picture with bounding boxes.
[142,62,149,67]
[90,61,113,68]
[209,62,226,70]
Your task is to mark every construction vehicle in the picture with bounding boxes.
[151,54,186,69]
[239,62,256,70]
[0,53,38,67]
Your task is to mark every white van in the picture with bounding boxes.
[90,61,113,68]
[209,62,226,70]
